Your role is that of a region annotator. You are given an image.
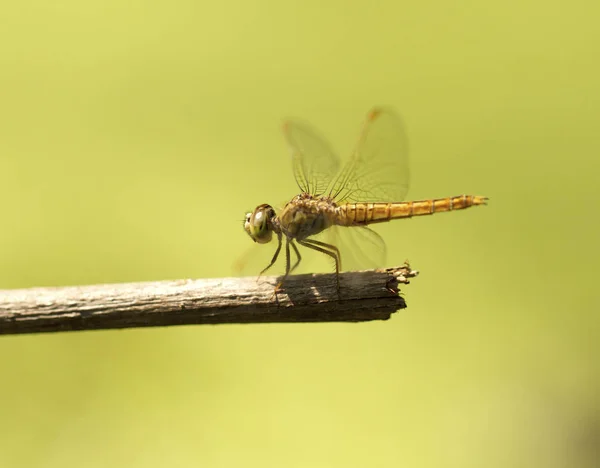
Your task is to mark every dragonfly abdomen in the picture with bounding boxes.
[336,195,488,226]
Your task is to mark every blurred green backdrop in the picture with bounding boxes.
[1,0,599,467]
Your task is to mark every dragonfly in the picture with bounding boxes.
[243,107,487,294]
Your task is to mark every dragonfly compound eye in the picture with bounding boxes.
[243,212,252,234]
[246,207,273,244]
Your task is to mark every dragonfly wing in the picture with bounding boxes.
[330,108,410,202]
[283,117,341,196]
[316,224,387,272]
[233,241,285,277]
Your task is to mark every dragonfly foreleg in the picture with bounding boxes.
[259,231,282,279]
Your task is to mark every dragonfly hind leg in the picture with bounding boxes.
[298,238,342,295]
[289,240,302,274]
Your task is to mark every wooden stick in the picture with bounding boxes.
[0,264,419,335]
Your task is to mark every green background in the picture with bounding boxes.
[1,0,598,467]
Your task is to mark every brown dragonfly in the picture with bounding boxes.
[244,107,487,293]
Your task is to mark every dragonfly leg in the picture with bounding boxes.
[298,239,341,295]
[289,240,302,274]
[259,231,282,279]
[270,240,301,301]
[273,237,292,297]
[301,239,342,271]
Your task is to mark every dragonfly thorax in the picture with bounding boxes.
[277,193,337,241]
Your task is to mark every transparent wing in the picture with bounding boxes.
[318,224,387,272]
[283,118,341,196]
[233,241,285,277]
[330,108,410,202]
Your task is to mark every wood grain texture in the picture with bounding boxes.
[0,264,418,335]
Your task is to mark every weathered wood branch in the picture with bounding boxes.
[0,264,419,335]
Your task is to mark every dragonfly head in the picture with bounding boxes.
[244,204,276,244]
